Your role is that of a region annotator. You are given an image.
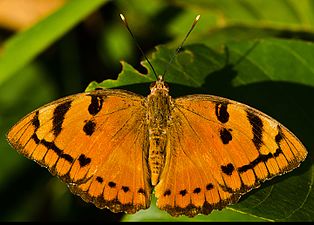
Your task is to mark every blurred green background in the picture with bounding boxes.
[0,0,313,222]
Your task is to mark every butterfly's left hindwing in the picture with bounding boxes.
[155,94,307,217]
[7,89,152,214]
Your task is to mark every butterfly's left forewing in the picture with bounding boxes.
[7,89,152,214]
[155,94,307,217]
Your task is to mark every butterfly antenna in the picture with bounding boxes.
[120,14,159,80]
[162,15,200,79]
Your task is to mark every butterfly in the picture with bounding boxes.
[7,14,307,218]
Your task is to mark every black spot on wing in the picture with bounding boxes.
[96,176,103,183]
[275,125,283,143]
[193,187,201,194]
[59,152,74,163]
[122,186,130,193]
[215,102,229,123]
[238,148,282,173]
[274,148,282,157]
[246,110,263,150]
[179,189,187,196]
[108,181,116,188]
[274,126,284,158]
[52,100,72,137]
[220,128,232,144]
[163,189,171,196]
[31,110,73,163]
[78,154,91,167]
[32,111,40,131]
[41,139,73,163]
[138,188,146,196]
[83,120,96,136]
[31,133,40,144]
[41,139,61,156]
[221,163,235,176]
[206,183,214,190]
[88,95,104,116]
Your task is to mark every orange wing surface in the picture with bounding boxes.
[7,89,152,214]
[155,94,307,217]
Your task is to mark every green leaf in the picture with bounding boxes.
[0,0,109,86]
[162,0,314,48]
[89,39,313,221]
[175,0,314,29]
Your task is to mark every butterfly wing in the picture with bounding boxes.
[155,94,307,217]
[7,89,151,214]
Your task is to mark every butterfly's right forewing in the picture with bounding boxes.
[155,94,307,217]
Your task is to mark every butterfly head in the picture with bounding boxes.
[149,75,169,95]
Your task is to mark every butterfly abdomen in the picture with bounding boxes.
[147,83,173,186]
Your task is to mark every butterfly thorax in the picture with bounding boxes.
[147,78,173,186]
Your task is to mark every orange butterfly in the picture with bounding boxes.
[7,14,307,218]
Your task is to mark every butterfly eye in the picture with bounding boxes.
[163,82,169,89]
[150,81,157,89]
